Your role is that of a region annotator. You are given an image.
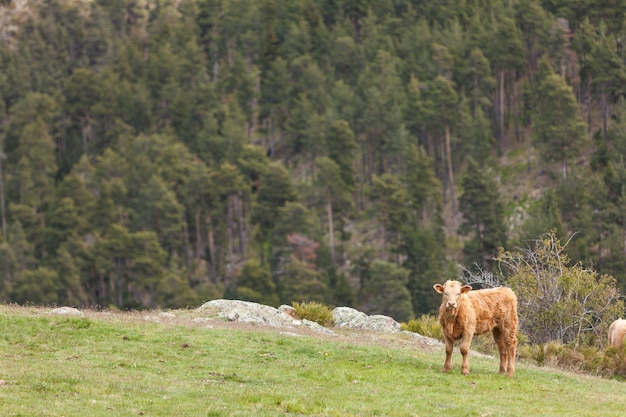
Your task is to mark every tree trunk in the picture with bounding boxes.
[0,151,6,239]
[440,138,447,207]
[205,212,217,281]
[445,125,457,214]
[586,72,592,138]
[99,273,106,305]
[227,198,235,281]
[269,112,275,158]
[236,193,246,261]
[512,75,520,142]
[182,216,191,278]
[194,209,203,258]
[81,114,92,155]
[116,259,123,307]
[380,224,386,260]
[326,190,335,264]
[497,69,505,155]
[601,87,607,141]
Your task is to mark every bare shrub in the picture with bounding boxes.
[495,230,624,346]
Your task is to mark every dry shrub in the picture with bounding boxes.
[520,341,605,375]
[519,341,565,366]
[603,346,626,378]
[579,346,604,373]
[401,315,443,341]
[556,348,585,370]
[291,301,335,327]
[470,333,499,355]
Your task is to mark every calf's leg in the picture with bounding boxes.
[506,331,517,377]
[443,337,453,373]
[459,333,474,376]
[492,328,507,374]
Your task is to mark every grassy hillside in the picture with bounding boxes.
[1,304,625,417]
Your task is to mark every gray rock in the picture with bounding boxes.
[198,299,295,328]
[49,307,84,316]
[332,307,400,333]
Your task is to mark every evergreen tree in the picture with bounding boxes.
[252,162,297,261]
[279,255,328,304]
[64,68,104,160]
[357,260,412,322]
[54,247,86,306]
[236,259,280,306]
[486,16,526,154]
[458,157,507,268]
[315,156,353,264]
[0,239,17,299]
[11,267,59,306]
[326,120,357,191]
[533,57,587,180]
[424,75,458,212]
[587,22,626,141]
[132,175,185,255]
[370,173,408,259]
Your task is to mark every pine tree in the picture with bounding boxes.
[458,157,507,268]
[533,57,587,180]
[236,259,280,306]
[252,162,298,263]
[370,173,408,259]
[357,260,413,322]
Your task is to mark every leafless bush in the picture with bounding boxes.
[495,230,624,347]
[458,263,503,288]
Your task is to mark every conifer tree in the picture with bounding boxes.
[458,157,507,268]
[315,156,352,264]
[357,260,412,322]
[370,173,408,259]
[252,162,298,263]
[236,259,280,307]
[533,57,587,180]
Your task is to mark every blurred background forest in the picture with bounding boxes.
[1,0,626,321]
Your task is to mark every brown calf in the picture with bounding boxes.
[433,280,518,377]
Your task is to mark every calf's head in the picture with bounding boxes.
[433,280,472,310]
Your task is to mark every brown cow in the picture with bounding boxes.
[433,280,518,377]
[608,319,626,350]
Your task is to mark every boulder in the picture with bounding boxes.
[332,307,400,333]
[49,307,84,317]
[198,299,295,328]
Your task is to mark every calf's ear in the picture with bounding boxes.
[433,284,444,293]
[461,285,472,294]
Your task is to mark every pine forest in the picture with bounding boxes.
[2,0,626,321]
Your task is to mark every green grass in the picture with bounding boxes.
[1,305,626,416]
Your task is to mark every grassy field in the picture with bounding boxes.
[1,304,625,417]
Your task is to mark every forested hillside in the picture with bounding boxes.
[1,0,626,320]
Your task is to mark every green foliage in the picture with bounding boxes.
[357,260,412,322]
[11,267,59,305]
[291,300,335,327]
[3,0,626,315]
[603,345,626,377]
[533,57,587,179]
[458,157,507,268]
[401,314,443,340]
[236,259,280,307]
[497,230,624,346]
[278,256,328,305]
